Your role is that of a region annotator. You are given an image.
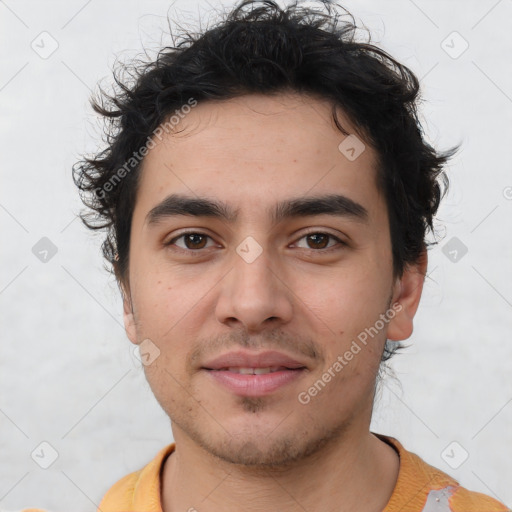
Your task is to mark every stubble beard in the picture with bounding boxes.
[167,393,354,470]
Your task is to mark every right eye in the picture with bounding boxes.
[165,231,217,252]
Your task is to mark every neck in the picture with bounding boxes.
[161,427,399,512]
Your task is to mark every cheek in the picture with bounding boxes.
[133,257,194,313]
[132,274,208,365]
[297,271,391,376]
[300,268,390,325]
[139,279,171,313]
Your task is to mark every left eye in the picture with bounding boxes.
[294,232,343,251]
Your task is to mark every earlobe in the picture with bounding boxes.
[387,250,428,341]
[121,282,138,345]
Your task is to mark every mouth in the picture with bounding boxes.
[210,366,301,374]
[200,350,310,397]
[203,366,307,396]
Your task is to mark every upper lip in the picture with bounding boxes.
[202,350,308,370]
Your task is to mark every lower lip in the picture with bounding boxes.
[204,369,305,396]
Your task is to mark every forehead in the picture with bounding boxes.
[134,92,382,222]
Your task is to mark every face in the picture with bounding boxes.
[122,92,425,466]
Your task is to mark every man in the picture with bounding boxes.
[69,0,509,510]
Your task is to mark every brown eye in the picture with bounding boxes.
[294,232,343,251]
[167,232,214,251]
[306,233,329,249]
[183,233,207,249]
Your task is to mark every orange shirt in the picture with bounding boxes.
[95,434,510,511]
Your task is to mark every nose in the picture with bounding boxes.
[215,245,294,333]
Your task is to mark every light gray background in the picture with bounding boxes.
[1,0,511,510]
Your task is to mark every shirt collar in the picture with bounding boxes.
[130,434,458,511]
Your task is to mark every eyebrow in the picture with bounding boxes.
[145,193,368,226]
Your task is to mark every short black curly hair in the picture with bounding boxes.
[73,0,457,299]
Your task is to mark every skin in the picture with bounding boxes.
[121,92,427,512]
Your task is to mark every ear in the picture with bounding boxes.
[120,280,138,345]
[387,249,428,341]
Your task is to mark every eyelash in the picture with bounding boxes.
[164,230,346,255]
